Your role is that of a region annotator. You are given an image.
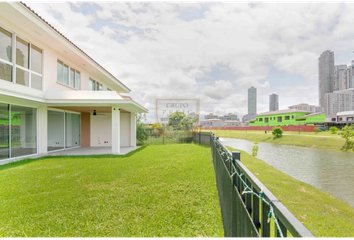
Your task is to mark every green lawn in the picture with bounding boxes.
[226,146,354,237]
[0,145,223,237]
[206,130,348,151]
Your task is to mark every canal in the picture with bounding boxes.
[220,137,354,208]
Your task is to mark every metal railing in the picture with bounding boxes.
[210,132,314,237]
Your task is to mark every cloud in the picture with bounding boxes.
[24,2,354,122]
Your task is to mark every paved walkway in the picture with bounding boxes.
[47,146,140,156]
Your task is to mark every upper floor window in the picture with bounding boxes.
[0,26,42,90]
[89,78,103,91]
[57,59,80,90]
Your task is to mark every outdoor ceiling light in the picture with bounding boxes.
[93,110,97,116]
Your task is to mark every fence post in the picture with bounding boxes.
[232,151,241,162]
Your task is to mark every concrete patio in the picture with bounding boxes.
[47,146,140,156]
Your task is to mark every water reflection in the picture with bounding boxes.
[220,137,354,208]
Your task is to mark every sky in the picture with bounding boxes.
[24,1,354,122]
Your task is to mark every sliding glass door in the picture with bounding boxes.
[0,103,9,160]
[48,110,80,151]
[0,103,37,160]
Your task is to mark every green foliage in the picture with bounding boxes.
[136,113,148,145]
[152,123,163,130]
[330,126,339,134]
[251,142,259,157]
[164,126,193,143]
[314,127,319,134]
[338,125,354,151]
[168,111,186,127]
[272,127,283,139]
[168,111,198,129]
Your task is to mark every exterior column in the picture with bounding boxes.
[130,113,136,147]
[111,106,120,154]
[38,106,48,154]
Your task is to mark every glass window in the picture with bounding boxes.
[75,71,80,89]
[31,73,42,90]
[16,68,29,86]
[30,44,42,74]
[0,27,12,62]
[57,60,63,83]
[65,113,80,148]
[0,62,12,82]
[63,64,69,85]
[48,110,64,151]
[16,37,29,69]
[10,105,37,158]
[89,78,94,90]
[0,103,10,160]
[99,83,103,91]
[70,68,75,88]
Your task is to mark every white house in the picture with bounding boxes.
[0,2,148,164]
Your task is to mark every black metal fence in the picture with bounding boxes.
[140,128,211,146]
[210,132,314,237]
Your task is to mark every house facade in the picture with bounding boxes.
[249,109,325,126]
[0,2,147,164]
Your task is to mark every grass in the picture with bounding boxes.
[0,144,223,237]
[226,146,354,237]
[206,130,348,151]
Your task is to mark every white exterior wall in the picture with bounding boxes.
[90,112,131,147]
[0,14,111,94]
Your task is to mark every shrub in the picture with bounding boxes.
[252,142,259,157]
[272,127,283,139]
[338,125,354,151]
[330,126,339,134]
[136,114,148,145]
[314,127,319,134]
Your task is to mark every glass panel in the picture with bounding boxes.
[57,60,63,83]
[11,105,37,158]
[99,83,103,91]
[0,62,12,82]
[0,27,12,62]
[16,37,29,69]
[63,64,69,85]
[31,44,42,74]
[89,78,94,91]
[47,110,64,151]
[65,113,80,148]
[75,71,80,89]
[70,68,75,88]
[0,103,10,160]
[96,82,100,91]
[31,73,42,90]
[16,68,29,86]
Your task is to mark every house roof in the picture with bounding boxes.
[295,112,324,119]
[224,120,241,123]
[19,2,131,93]
[200,119,223,122]
[257,109,310,116]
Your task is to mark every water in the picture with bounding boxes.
[220,137,354,208]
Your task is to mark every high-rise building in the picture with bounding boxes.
[269,93,279,111]
[288,103,323,113]
[324,89,354,116]
[334,65,347,91]
[248,87,257,116]
[319,50,335,108]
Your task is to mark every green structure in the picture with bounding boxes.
[249,109,325,126]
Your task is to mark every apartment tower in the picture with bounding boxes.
[318,50,334,108]
[248,87,257,116]
[269,93,279,111]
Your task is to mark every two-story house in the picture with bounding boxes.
[0,2,148,165]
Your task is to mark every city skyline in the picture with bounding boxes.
[25,2,354,122]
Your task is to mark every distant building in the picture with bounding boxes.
[269,93,279,111]
[249,109,325,126]
[248,87,257,115]
[334,65,347,91]
[205,113,218,120]
[288,103,323,113]
[223,113,239,121]
[319,50,335,108]
[324,89,354,116]
[199,119,224,127]
[242,114,256,123]
[223,120,241,127]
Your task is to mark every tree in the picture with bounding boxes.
[338,125,354,151]
[330,126,339,134]
[272,127,283,139]
[168,111,186,127]
[136,113,148,145]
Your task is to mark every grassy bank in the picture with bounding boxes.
[207,130,348,151]
[226,146,354,237]
[0,145,223,237]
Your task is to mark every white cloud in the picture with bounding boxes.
[24,2,354,122]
